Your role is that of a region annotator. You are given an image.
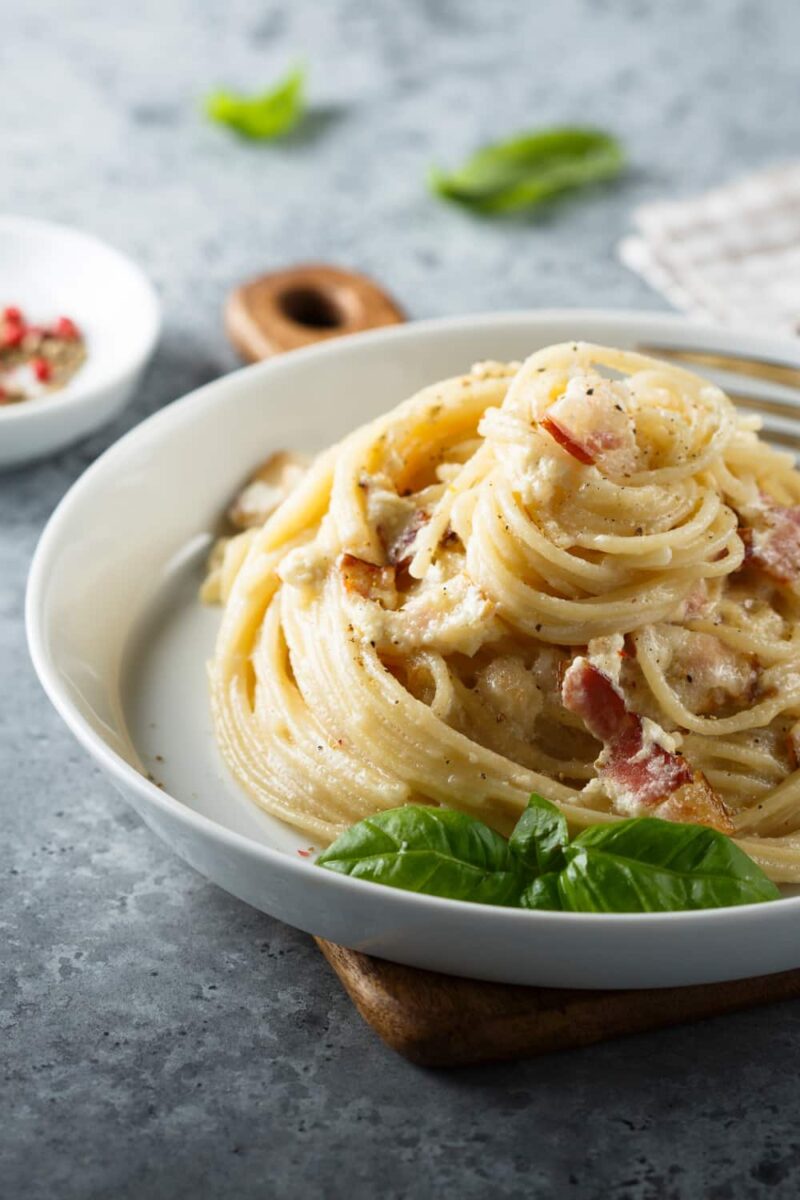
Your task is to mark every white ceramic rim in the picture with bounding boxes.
[0,214,161,426]
[25,308,800,937]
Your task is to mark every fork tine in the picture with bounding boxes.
[725,388,800,421]
[637,344,800,390]
[762,427,800,453]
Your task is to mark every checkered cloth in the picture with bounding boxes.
[619,164,800,337]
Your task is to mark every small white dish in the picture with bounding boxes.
[25,310,800,989]
[0,216,161,467]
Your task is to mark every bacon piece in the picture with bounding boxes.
[655,775,734,831]
[541,415,595,464]
[540,376,638,475]
[339,553,398,607]
[384,509,430,567]
[740,496,800,584]
[562,657,733,832]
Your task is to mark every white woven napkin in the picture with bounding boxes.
[619,164,800,337]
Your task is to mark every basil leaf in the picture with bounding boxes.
[509,794,568,875]
[558,819,780,913]
[205,65,305,140]
[430,127,624,214]
[316,805,524,905]
[520,872,563,911]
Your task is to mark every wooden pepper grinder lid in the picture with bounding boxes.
[225,263,406,361]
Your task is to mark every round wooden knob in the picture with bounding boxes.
[225,263,406,362]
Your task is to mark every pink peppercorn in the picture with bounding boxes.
[31,357,52,383]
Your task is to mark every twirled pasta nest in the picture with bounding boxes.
[206,343,800,881]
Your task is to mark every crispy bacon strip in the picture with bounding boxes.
[740,498,800,585]
[654,775,733,830]
[541,415,595,464]
[339,553,397,607]
[562,657,691,802]
[562,657,733,833]
[539,377,638,474]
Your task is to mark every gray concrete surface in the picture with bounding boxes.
[4,1,800,1196]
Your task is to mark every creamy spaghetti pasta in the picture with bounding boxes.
[206,343,800,881]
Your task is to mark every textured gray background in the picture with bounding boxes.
[4,1,800,1197]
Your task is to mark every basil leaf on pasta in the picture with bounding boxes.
[430,127,624,214]
[509,794,568,875]
[520,872,564,911]
[316,805,525,906]
[317,806,779,913]
[557,819,780,913]
[205,65,305,140]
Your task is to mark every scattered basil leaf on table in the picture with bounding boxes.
[317,794,779,913]
[430,127,625,214]
[316,805,525,905]
[205,65,305,140]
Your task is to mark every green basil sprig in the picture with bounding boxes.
[317,796,779,913]
[205,65,305,140]
[430,127,624,215]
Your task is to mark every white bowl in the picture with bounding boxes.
[0,216,161,467]
[25,310,800,988]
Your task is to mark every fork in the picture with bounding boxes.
[637,343,800,436]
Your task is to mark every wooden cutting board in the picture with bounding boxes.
[227,264,800,1067]
[316,940,800,1067]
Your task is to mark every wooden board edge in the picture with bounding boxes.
[316,939,800,1068]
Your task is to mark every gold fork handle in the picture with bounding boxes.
[637,344,800,390]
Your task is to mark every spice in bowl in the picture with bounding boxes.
[0,307,87,405]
